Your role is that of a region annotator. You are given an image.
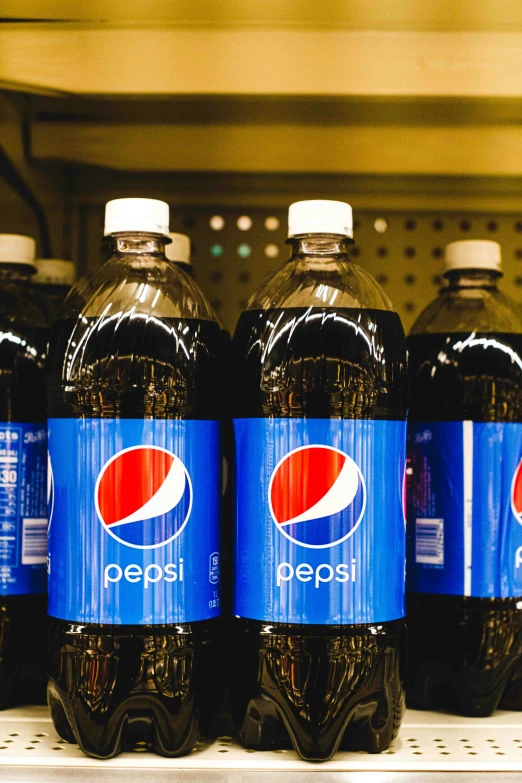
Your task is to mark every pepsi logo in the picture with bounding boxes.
[95,445,192,549]
[512,459,522,525]
[268,445,366,549]
[47,452,54,533]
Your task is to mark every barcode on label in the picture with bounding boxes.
[21,518,47,564]
[415,518,444,565]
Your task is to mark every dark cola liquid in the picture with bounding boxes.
[407,331,522,716]
[47,315,223,758]
[231,306,407,760]
[0,326,48,708]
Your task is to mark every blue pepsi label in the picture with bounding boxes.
[407,421,522,598]
[0,423,47,596]
[48,418,220,624]
[234,418,406,625]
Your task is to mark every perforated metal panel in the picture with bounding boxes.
[1,706,522,777]
[78,206,522,334]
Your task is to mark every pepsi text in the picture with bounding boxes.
[104,560,184,588]
[276,560,356,588]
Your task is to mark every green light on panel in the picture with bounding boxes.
[211,243,224,257]
[237,243,251,259]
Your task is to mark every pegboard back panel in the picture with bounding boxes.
[79,206,522,333]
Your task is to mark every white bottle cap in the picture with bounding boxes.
[288,200,353,238]
[104,198,169,236]
[34,258,75,286]
[445,240,502,273]
[0,234,36,267]
[165,233,191,266]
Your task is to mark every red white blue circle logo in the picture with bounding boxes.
[511,459,522,525]
[95,445,192,549]
[268,445,366,549]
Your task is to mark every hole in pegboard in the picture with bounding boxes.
[210,270,223,283]
[515,249,522,259]
[182,216,195,229]
[515,220,522,232]
[405,301,416,313]
[404,274,416,285]
[264,216,280,231]
[210,297,223,311]
[237,243,252,259]
[405,219,416,231]
[350,246,360,257]
[487,220,498,232]
[237,216,253,231]
[404,247,416,258]
[514,276,522,286]
[264,244,279,258]
[376,273,388,285]
[433,218,444,231]
[432,247,443,258]
[377,246,388,257]
[432,274,443,286]
[238,271,251,283]
[210,215,225,231]
[211,243,224,258]
[459,219,471,231]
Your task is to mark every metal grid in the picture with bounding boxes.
[0,706,521,774]
[79,206,522,334]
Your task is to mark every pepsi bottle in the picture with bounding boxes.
[407,239,522,716]
[231,200,408,761]
[46,199,222,758]
[165,232,193,275]
[165,231,234,615]
[0,235,48,708]
[33,258,75,325]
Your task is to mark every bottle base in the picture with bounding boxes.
[0,594,47,710]
[47,617,222,759]
[407,593,522,717]
[230,619,406,762]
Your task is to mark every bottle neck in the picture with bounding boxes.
[444,268,501,291]
[0,263,34,281]
[109,233,167,256]
[287,234,352,260]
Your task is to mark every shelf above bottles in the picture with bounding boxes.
[1,18,522,99]
[1,705,522,779]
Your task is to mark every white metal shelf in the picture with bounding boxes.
[0,706,521,777]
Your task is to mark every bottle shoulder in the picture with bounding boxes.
[410,287,522,335]
[247,258,396,313]
[0,279,48,330]
[61,255,217,322]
